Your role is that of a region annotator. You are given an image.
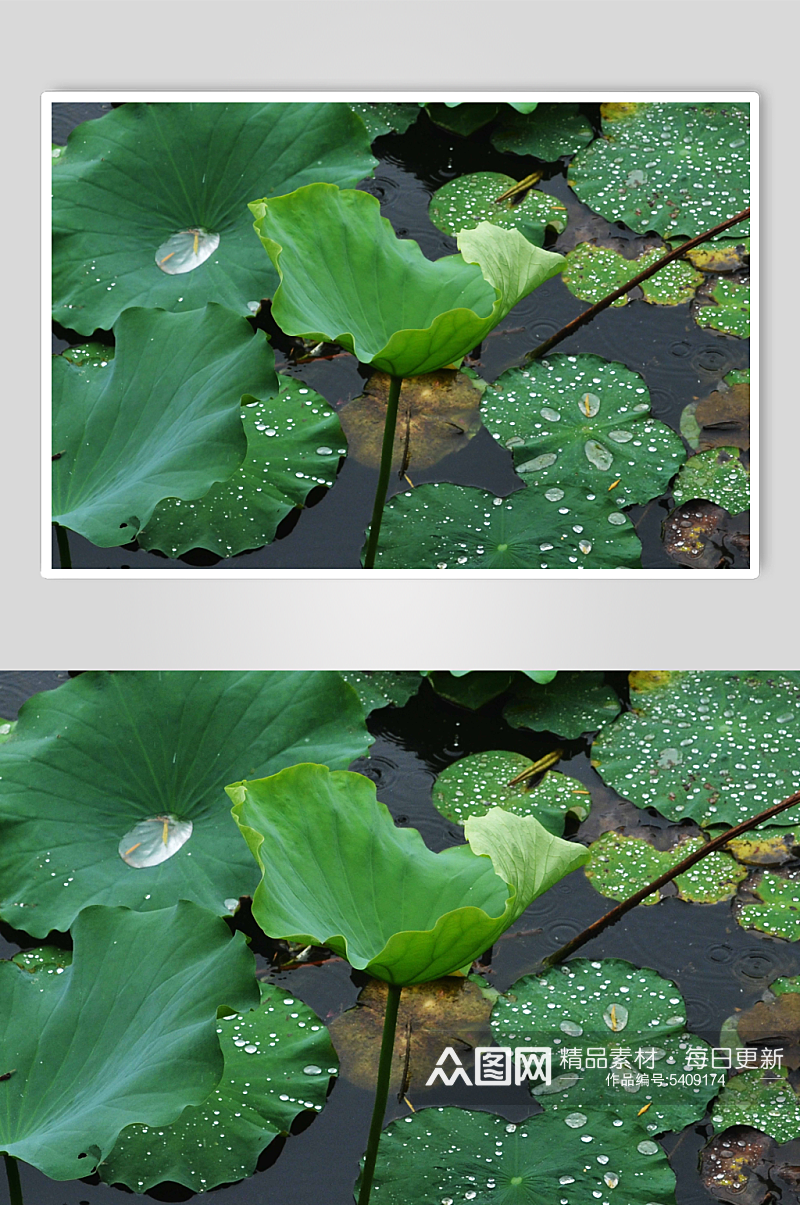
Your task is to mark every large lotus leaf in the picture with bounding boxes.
[369,481,642,570]
[250,184,565,377]
[561,243,703,307]
[568,102,750,240]
[228,764,588,986]
[101,982,337,1192]
[369,1105,677,1204]
[671,447,749,514]
[503,671,620,738]
[433,752,589,832]
[712,1069,800,1144]
[52,102,377,334]
[428,172,567,245]
[694,278,750,338]
[492,959,716,1133]
[491,102,595,160]
[591,672,800,828]
[425,671,514,710]
[348,102,420,139]
[52,305,277,547]
[586,831,747,906]
[481,355,686,509]
[340,671,423,715]
[736,870,800,941]
[139,375,345,557]
[0,671,371,937]
[0,902,258,1180]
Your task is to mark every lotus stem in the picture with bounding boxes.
[54,523,72,570]
[3,1154,23,1205]
[357,981,402,1205]
[363,374,403,569]
[537,787,800,974]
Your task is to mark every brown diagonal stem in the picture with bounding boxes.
[527,206,750,362]
[538,787,800,974]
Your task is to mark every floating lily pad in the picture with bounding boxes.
[229,764,588,986]
[348,102,420,139]
[370,480,642,569]
[424,102,499,135]
[586,831,747,906]
[0,902,258,1180]
[562,243,703,307]
[680,237,750,273]
[52,305,277,548]
[715,827,800,867]
[0,671,371,937]
[491,958,716,1132]
[52,102,377,334]
[339,369,483,473]
[591,672,800,828]
[251,184,565,378]
[503,671,621,738]
[340,672,423,714]
[671,447,749,514]
[425,671,514,710]
[100,982,337,1193]
[428,172,567,244]
[368,1104,677,1205]
[712,1069,800,1144]
[481,354,686,509]
[737,871,800,941]
[433,751,589,832]
[491,103,594,160]
[568,102,750,240]
[139,376,345,557]
[329,976,492,1093]
[694,278,750,338]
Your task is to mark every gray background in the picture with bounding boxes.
[1,0,790,670]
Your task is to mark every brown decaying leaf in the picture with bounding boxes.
[737,993,800,1070]
[328,976,493,1092]
[663,500,749,568]
[700,1126,774,1204]
[695,383,750,451]
[338,370,484,472]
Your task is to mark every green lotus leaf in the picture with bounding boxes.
[340,671,423,714]
[101,982,337,1192]
[694,278,750,338]
[52,102,377,334]
[562,243,704,307]
[428,172,567,244]
[591,672,800,828]
[368,1104,677,1204]
[424,102,499,135]
[568,101,750,240]
[228,763,588,987]
[250,183,565,377]
[736,870,800,941]
[425,671,514,709]
[491,959,716,1132]
[712,1068,800,1144]
[0,902,258,1180]
[481,354,686,509]
[503,671,620,738]
[433,751,590,832]
[0,671,371,937]
[369,481,642,570]
[586,831,746,906]
[491,102,594,160]
[52,305,277,547]
[671,447,749,514]
[348,102,420,139]
[139,375,346,557]
[61,341,114,368]
[524,670,558,684]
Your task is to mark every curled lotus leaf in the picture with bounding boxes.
[250,183,565,377]
[0,902,258,1180]
[228,763,588,986]
[52,101,377,334]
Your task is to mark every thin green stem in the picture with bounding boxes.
[357,981,402,1205]
[54,523,72,570]
[4,1154,23,1205]
[363,374,403,569]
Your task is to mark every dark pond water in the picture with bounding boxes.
[51,104,750,571]
[1,672,794,1205]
